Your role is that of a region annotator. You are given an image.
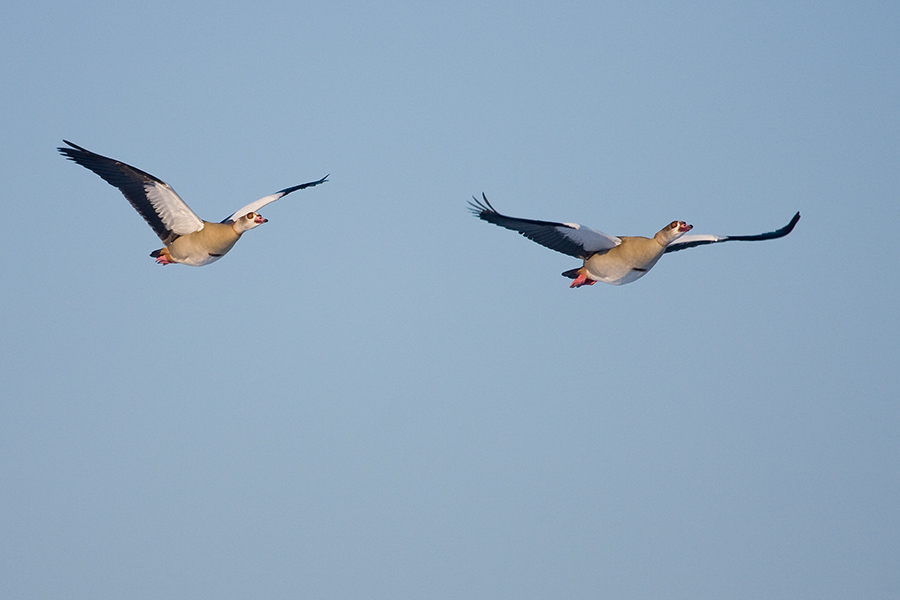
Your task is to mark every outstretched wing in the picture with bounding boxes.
[664,212,800,254]
[59,140,203,245]
[468,194,620,259]
[221,175,329,224]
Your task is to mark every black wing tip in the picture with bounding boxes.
[304,173,329,188]
[468,192,497,218]
[58,139,85,158]
[755,210,801,240]
[277,174,330,196]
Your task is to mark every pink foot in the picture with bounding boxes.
[569,273,596,288]
[154,254,174,265]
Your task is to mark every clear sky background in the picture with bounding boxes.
[2,1,898,598]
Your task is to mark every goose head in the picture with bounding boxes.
[233,211,268,233]
[655,220,693,245]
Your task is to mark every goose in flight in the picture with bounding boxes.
[469,194,800,287]
[58,140,328,266]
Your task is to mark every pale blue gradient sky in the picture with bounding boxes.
[2,2,898,599]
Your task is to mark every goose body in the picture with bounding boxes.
[580,232,673,286]
[58,140,328,266]
[152,222,244,267]
[469,194,800,287]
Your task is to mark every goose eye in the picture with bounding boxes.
[246,213,254,220]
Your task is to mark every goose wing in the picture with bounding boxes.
[664,212,800,254]
[469,194,620,259]
[59,140,203,245]
[221,175,329,224]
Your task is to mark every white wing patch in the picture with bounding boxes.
[559,224,621,253]
[668,233,725,246]
[144,181,204,235]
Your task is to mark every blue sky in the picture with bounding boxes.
[2,1,898,598]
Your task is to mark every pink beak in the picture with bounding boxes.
[255,215,268,224]
[678,222,693,233]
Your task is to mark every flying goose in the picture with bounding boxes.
[58,140,328,266]
[469,194,800,287]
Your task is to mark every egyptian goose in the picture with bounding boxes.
[58,140,328,266]
[469,194,800,287]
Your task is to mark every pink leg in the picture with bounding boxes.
[154,254,175,265]
[569,273,596,288]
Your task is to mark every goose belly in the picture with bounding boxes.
[167,226,240,266]
[584,247,663,285]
